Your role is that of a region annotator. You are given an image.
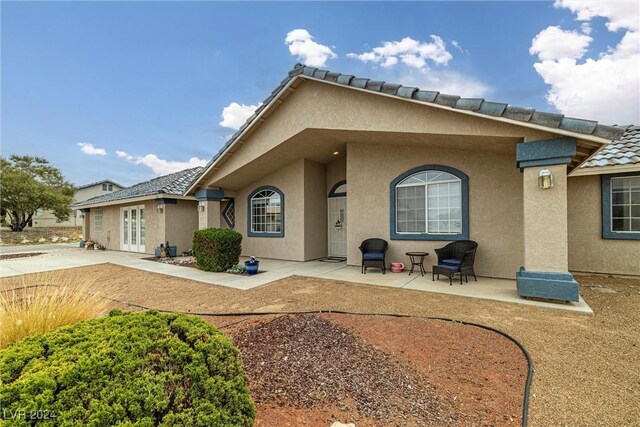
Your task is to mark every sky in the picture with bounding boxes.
[2,1,639,187]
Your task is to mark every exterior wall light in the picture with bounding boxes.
[538,169,554,189]
[198,201,206,212]
[156,203,164,214]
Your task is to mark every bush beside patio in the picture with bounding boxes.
[0,310,255,426]
[192,228,242,272]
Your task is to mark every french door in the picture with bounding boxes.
[121,205,146,252]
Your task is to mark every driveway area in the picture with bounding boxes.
[0,245,592,313]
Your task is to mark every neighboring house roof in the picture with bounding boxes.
[72,167,204,208]
[75,179,125,190]
[580,126,640,169]
[188,63,631,194]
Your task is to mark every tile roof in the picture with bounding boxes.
[581,126,640,169]
[195,63,631,189]
[72,167,204,208]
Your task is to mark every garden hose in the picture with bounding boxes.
[2,287,534,427]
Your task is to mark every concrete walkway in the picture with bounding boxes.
[0,246,593,314]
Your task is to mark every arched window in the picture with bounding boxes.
[248,186,284,237]
[390,165,469,240]
[328,180,346,197]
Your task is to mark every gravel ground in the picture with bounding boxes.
[2,265,638,426]
[233,314,453,426]
[0,252,45,260]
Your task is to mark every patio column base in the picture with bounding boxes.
[516,267,579,302]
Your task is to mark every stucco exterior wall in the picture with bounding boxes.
[568,175,640,276]
[235,159,306,261]
[164,200,199,254]
[523,164,569,272]
[202,80,554,188]
[304,159,328,260]
[89,205,121,251]
[347,140,524,279]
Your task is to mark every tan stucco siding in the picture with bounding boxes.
[568,175,640,275]
[235,160,306,261]
[523,164,569,272]
[164,200,199,254]
[201,80,554,189]
[304,159,328,260]
[347,141,524,279]
[86,200,165,255]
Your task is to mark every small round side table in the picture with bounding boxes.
[405,252,429,276]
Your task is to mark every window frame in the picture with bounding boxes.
[247,186,284,238]
[93,208,103,232]
[602,172,640,240]
[390,165,469,241]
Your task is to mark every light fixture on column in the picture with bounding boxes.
[156,202,164,214]
[538,169,554,189]
[198,201,206,212]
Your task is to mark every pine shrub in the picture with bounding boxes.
[192,228,242,272]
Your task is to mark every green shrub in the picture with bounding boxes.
[193,228,242,272]
[0,310,255,427]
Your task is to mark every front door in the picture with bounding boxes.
[121,206,146,253]
[328,196,347,258]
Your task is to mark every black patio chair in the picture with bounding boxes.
[359,238,388,274]
[432,240,478,285]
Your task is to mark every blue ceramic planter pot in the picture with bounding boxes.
[244,260,259,275]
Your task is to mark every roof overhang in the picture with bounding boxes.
[188,74,615,193]
[570,163,640,177]
[72,194,196,209]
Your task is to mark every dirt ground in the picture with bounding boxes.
[2,264,639,426]
[0,226,82,245]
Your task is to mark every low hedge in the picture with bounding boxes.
[193,228,242,272]
[0,310,255,426]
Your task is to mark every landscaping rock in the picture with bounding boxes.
[51,236,59,242]
[38,238,46,243]
[20,239,31,244]
[331,422,356,427]
[61,237,69,242]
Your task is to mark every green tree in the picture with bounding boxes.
[0,155,75,231]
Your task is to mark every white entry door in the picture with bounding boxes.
[328,196,347,258]
[121,205,146,253]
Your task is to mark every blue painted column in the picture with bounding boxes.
[515,138,580,302]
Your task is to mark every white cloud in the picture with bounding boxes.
[529,26,592,60]
[531,1,640,124]
[77,142,107,156]
[116,150,134,161]
[219,102,261,130]
[117,150,206,176]
[285,29,337,67]
[555,0,639,32]
[134,154,207,176]
[347,36,453,71]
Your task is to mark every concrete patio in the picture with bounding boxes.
[0,245,593,314]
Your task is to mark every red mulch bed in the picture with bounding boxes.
[206,313,527,427]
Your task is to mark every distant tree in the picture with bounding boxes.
[0,155,75,231]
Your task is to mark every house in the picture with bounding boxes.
[73,64,639,301]
[31,179,124,227]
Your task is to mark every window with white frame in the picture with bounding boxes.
[611,176,640,232]
[249,188,283,235]
[396,171,462,234]
[93,209,103,232]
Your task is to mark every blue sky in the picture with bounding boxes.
[2,1,638,186]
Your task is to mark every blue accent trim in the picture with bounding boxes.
[390,164,469,241]
[222,199,235,229]
[154,198,177,204]
[601,172,640,240]
[516,138,576,169]
[516,267,580,302]
[196,188,224,201]
[328,180,347,198]
[247,186,284,238]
